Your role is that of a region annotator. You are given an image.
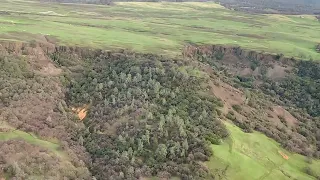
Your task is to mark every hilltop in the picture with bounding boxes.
[0,1,319,59]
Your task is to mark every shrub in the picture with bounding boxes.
[232,104,242,112]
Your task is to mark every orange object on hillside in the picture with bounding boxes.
[278,150,289,160]
[72,106,88,121]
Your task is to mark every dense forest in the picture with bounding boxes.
[58,51,229,179]
[50,45,320,178]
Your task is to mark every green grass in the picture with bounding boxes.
[0,0,319,59]
[0,123,66,159]
[207,122,320,180]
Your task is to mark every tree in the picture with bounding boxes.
[78,136,84,146]
[182,139,189,151]
[156,144,167,161]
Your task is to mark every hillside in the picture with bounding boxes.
[208,122,320,180]
[0,1,319,180]
[0,41,319,179]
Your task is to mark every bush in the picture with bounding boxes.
[226,111,235,120]
[232,104,242,112]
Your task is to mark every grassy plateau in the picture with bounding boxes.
[0,0,319,59]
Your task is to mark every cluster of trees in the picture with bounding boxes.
[64,52,229,179]
[261,61,320,117]
[0,53,91,179]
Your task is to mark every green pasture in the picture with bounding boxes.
[0,0,319,59]
[0,123,66,159]
[207,122,320,180]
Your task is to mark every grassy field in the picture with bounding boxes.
[0,122,66,158]
[0,0,319,59]
[207,122,320,180]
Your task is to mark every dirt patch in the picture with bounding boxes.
[26,46,62,76]
[38,63,62,76]
[239,67,253,76]
[210,80,245,114]
[209,80,254,124]
[272,106,298,126]
[266,64,291,80]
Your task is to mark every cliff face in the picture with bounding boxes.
[183,44,296,65]
[0,40,102,57]
[0,41,309,64]
[183,44,298,79]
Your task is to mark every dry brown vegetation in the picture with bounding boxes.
[0,42,91,179]
[0,140,90,179]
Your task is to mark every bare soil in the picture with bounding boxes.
[272,106,298,126]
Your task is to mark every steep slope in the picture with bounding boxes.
[0,43,91,179]
[184,44,320,158]
[0,42,319,179]
[207,122,320,180]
